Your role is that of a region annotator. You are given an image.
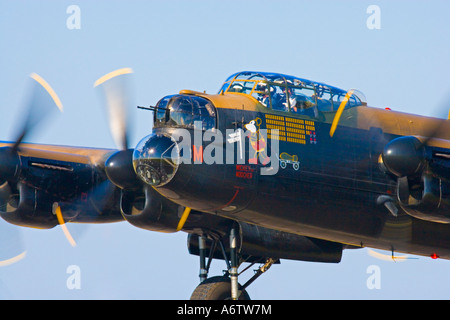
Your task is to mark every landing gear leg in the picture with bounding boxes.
[190,230,275,300]
[198,235,208,282]
[229,227,239,300]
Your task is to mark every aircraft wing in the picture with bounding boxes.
[0,141,124,228]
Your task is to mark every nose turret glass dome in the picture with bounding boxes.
[132,133,180,186]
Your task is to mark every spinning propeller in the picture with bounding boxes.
[0,73,63,184]
[0,69,138,254]
[379,96,450,189]
[383,93,450,176]
[94,68,133,151]
[0,220,26,267]
[367,249,416,262]
[95,68,190,233]
[0,73,63,264]
[94,68,142,191]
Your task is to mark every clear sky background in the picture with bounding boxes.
[0,0,449,299]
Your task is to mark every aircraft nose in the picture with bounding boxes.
[132,133,180,187]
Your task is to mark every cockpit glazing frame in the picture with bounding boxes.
[219,71,366,116]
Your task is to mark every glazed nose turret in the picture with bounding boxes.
[132,133,180,187]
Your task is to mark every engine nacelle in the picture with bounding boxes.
[398,172,450,223]
[120,185,184,233]
[188,222,343,263]
[380,136,450,223]
[0,149,125,228]
[0,182,58,229]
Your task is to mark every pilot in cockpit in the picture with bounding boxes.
[255,82,271,107]
[283,86,299,112]
[287,86,317,115]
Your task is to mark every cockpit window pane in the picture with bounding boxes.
[252,81,271,107]
[289,85,317,116]
[227,81,244,93]
[227,80,255,95]
[315,85,333,112]
[234,72,266,82]
[270,83,289,112]
[332,92,346,106]
[347,94,362,107]
[331,91,365,110]
[243,81,256,94]
[235,72,254,80]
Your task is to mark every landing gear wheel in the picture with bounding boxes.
[190,276,251,300]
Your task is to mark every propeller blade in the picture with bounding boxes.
[54,205,77,247]
[418,91,450,147]
[0,219,26,267]
[329,89,366,138]
[94,68,134,151]
[380,91,450,180]
[329,89,355,138]
[82,179,118,217]
[367,249,416,262]
[13,73,63,150]
[54,179,118,247]
[1,73,63,184]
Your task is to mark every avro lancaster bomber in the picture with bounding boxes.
[1,70,449,299]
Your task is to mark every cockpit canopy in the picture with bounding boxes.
[219,71,366,115]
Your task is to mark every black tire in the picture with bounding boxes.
[190,276,251,300]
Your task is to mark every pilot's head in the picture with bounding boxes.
[282,86,292,95]
[230,83,244,92]
[256,82,269,95]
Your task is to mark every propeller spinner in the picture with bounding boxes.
[381,136,426,178]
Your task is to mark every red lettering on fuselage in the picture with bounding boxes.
[193,145,203,163]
